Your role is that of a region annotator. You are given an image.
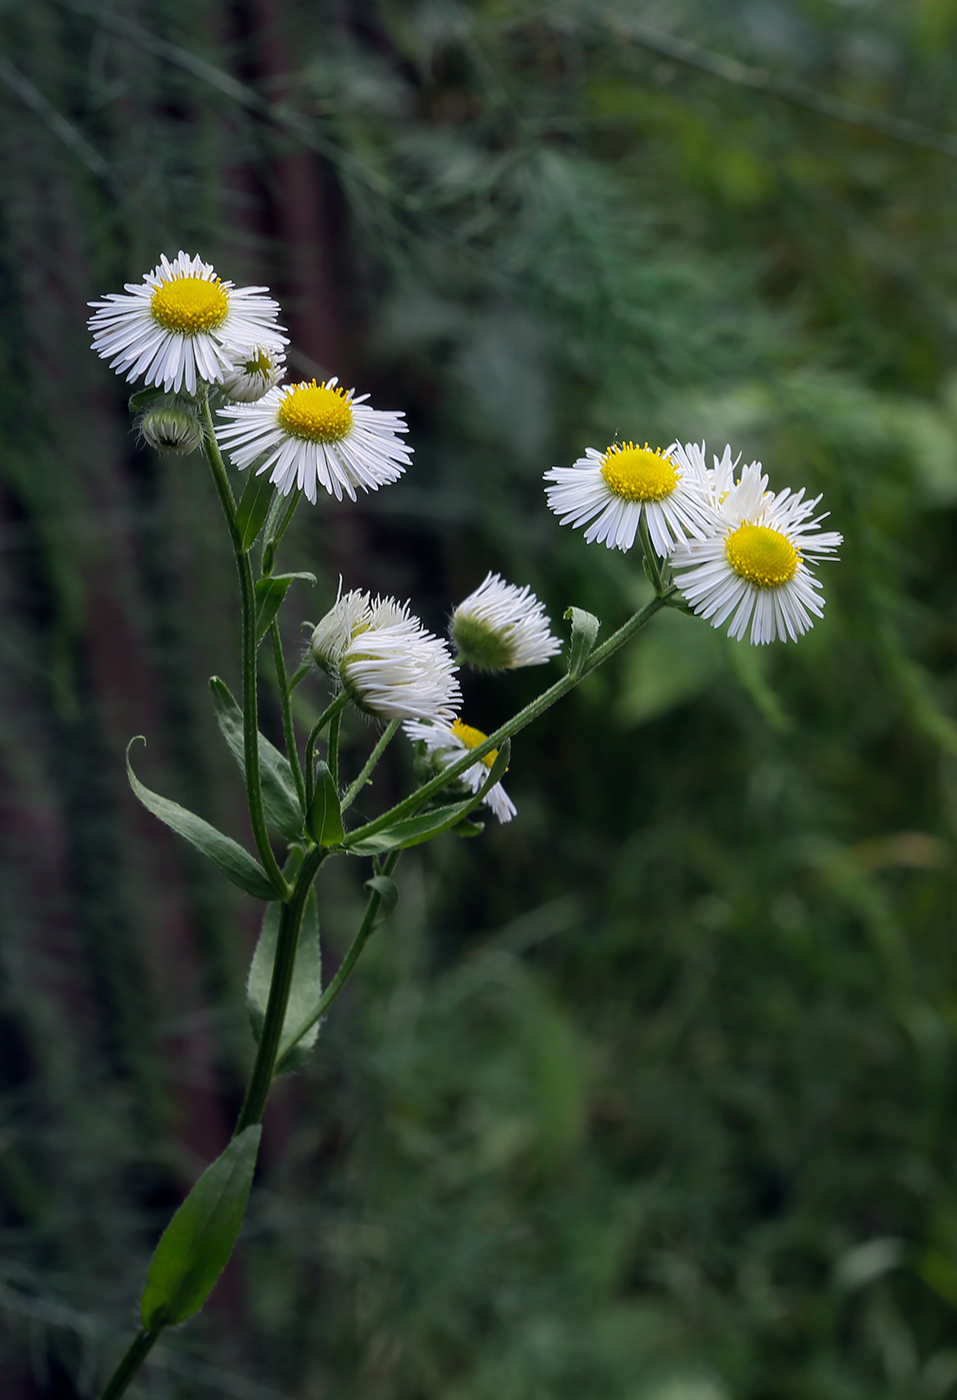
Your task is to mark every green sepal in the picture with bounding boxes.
[345,742,510,855]
[209,678,303,840]
[140,1125,261,1330]
[246,895,322,1073]
[126,739,275,900]
[255,573,316,640]
[564,607,600,677]
[128,386,167,412]
[236,472,276,553]
[306,761,345,846]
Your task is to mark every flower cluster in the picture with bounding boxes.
[545,438,841,644]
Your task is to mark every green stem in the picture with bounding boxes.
[328,712,341,788]
[280,851,401,1056]
[341,718,400,813]
[270,621,307,814]
[289,660,312,690]
[97,1329,160,1400]
[235,848,326,1134]
[305,694,349,805]
[638,514,666,595]
[343,591,675,849]
[262,492,300,575]
[201,397,288,900]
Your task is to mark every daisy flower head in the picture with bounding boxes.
[220,343,286,403]
[404,718,516,823]
[450,572,561,671]
[669,459,843,645]
[319,594,459,722]
[215,377,411,505]
[88,252,287,396]
[543,439,710,555]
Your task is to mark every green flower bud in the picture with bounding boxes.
[137,405,203,455]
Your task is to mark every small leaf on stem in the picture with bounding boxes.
[306,761,345,846]
[564,607,600,677]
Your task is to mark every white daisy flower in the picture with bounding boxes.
[220,343,286,402]
[311,590,458,721]
[450,572,561,671]
[88,251,287,396]
[543,440,710,555]
[404,718,516,823]
[215,377,411,504]
[669,458,843,644]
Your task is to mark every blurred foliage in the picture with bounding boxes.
[3,0,957,1396]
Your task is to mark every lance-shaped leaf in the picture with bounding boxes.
[345,742,510,855]
[209,678,303,840]
[128,386,167,412]
[254,572,316,640]
[236,472,276,553]
[246,894,322,1072]
[140,1126,261,1330]
[306,761,345,846]
[127,740,275,900]
[564,607,600,677]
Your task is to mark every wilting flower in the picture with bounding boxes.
[220,344,286,402]
[450,572,561,671]
[88,251,286,395]
[543,440,710,555]
[404,718,516,823]
[215,377,411,504]
[311,591,459,721]
[669,452,842,644]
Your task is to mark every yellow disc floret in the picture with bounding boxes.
[277,381,353,443]
[600,443,679,503]
[150,276,229,335]
[452,718,498,770]
[725,522,799,588]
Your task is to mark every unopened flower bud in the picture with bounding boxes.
[450,572,561,670]
[137,405,203,454]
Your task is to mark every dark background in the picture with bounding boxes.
[2,1,957,1396]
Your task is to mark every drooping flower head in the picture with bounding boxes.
[404,718,516,823]
[215,377,411,504]
[543,439,711,555]
[220,344,286,403]
[88,252,287,395]
[311,591,459,721]
[668,450,842,645]
[450,572,561,671]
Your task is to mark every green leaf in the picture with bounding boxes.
[564,607,600,677]
[236,472,276,553]
[254,572,316,640]
[126,739,275,900]
[140,1126,261,1330]
[345,741,510,855]
[364,875,399,917]
[209,678,303,839]
[306,761,345,846]
[128,386,166,412]
[246,895,322,1072]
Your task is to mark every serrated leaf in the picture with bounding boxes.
[236,472,276,553]
[306,762,345,846]
[254,572,316,640]
[128,386,167,412]
[140,1126,261,1330]
[209,678,303,839]
[126,739,275,900]
[564,607,600,677]
[345,742,510,855]
[246,895,322,1072]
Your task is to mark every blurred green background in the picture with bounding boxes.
[2,0,957,1395]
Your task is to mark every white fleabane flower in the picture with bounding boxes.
[543,440,710,555]
[88,252,287,396]
[310,588,373,675]
[215,377,411,504]
[669,458,843,644]
[404,719,516,823]
[220,344,286,402]
[450,572,561,671]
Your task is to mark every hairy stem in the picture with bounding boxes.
[271,621,307,814]
[341,718,400,813]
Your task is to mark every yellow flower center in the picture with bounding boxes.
[600,443,679,503]
[277,381,353,443]
[452,718,498,770]
[725,522,799,588]
[150,276,229,335]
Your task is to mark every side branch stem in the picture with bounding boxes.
[97,1329,160,1400]
[271,621,307,814]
